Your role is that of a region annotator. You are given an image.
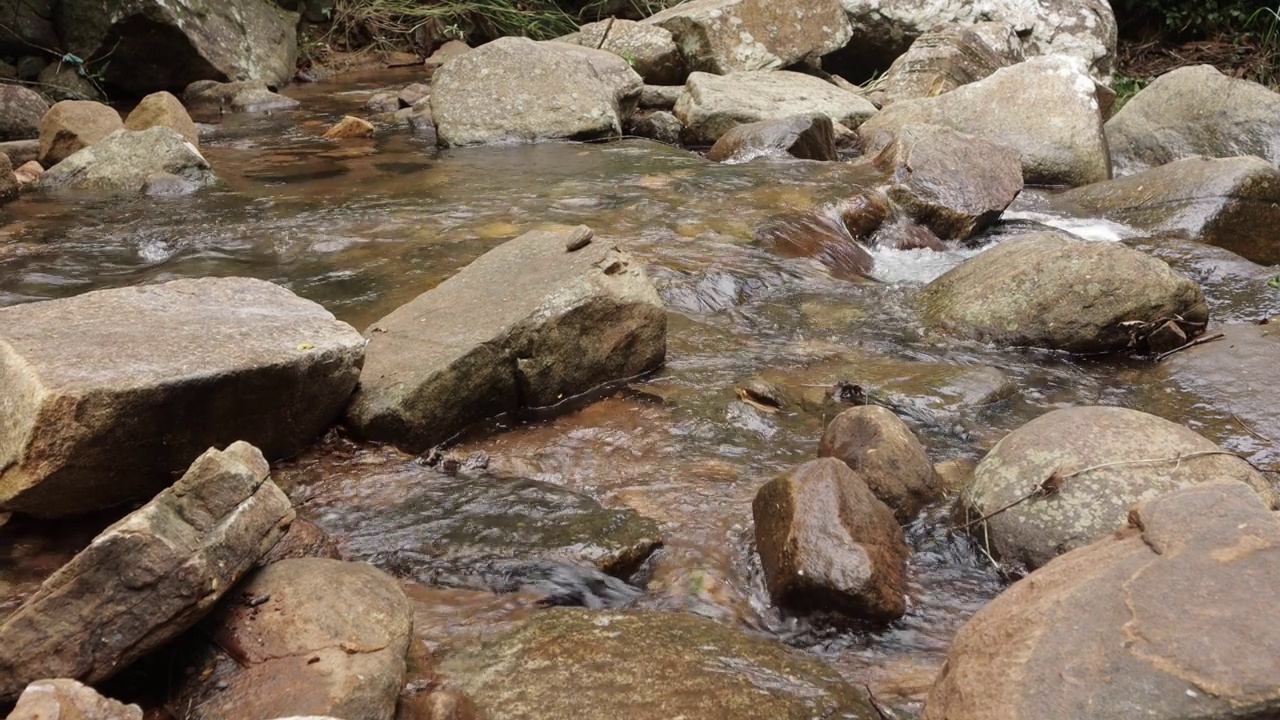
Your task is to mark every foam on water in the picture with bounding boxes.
[1003,209,1137,243]
[870,245,980,285]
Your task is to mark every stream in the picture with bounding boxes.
[2,69,1278,716]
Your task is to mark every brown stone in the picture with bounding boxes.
[7,678,142,720]
[258,517,342,566]
[707,114,835,163]
[0,152,18,203]
[124,91,198,146]
[753,458,909,621]
[37,100,123,167]
[0,443,294,701]
[881,25,1017,107]
[13,159,43,186]
[818,405,940,521]
[322,116,374,139]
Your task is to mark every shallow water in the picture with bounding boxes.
[2,71,1277,716]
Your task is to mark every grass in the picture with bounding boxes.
[327,0,581,52]
[1110,73,1151,115]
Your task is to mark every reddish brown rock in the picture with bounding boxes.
[124,91,198,146]
[37,100,122,167]
[819,405,940,521]
[7,678,142,720]
[322,115,374,139]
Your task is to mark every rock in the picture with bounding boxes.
[968,21,1025,62]
[860,55,1110,187]
[0,60,13,81]
[123,91,198,147]
[639,84,681,109]
[37,100,123,167]
[542,42,644,117]
[258,517,341,566]
[818,405,940,521]
[14,55,43,81]
[13,159,41,186]
[1107,65,1280,175]
[881,25,1017,106]
[183,80,300,114]
[314,471,660,593]
[755,195,885,280]
[0,84,48,140]
[706,113,835,163]
[925,481,1280,720]
[871,123,1022,241]
[0,138,38,165]
[423,39,471,70]
[0,0,58,58]
[365,91,400,114]
[572,19,684,85]
[322,115,374,139]
[676,70,878,145]
[644,0,851,75]
[436,608,877,720]
[7,678,142,720]
[0,152,17,203]
[1055,156,1280,265]
[345,227,665,452]
[753,458,909,621]
[397,82,429,107]
[36,63,103,102]
[141,171,197,196]
[836,0,1115,81]
[919,232,1208,353]
[432,37,642,147]
[0,276,364,517]
[623,110,683,145]
[174,559,412,720]
[55,0,298,96]
[963,406,1273,571]
[40,126,214,192]
[0,443,294,700]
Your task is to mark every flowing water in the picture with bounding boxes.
[2,70,1278,715]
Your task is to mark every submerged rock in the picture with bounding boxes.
[432,37,642,147]
[0,443,294,701]
[37,100,123,167]
[754,202,877,280]
[0,85,47,141]
[624,110,683,145]
[818,405,940,521]
[40,126,215,192]
[124,91,199,147]
[317,471,660,593]
[570,19,684,85]
[174,559,411,720]
[871,122,1022,241]
[0,277,364,517]
[676,70,877,145]
[964,406,1272,571]
[346,226,666,452]
[1106,65,1280,175]
[436,608,878,720]
[753,458,909,621]
[55,0,298,95]
[322,115,374,139]
[926,481,1280,720]
[880,24,1017,107]
[860,55,1110,187]
[183,80,300,114]
[919,232,1208,353]
[706,113,836,163]
[1056,155,1280,265]
[644,0,851,75]
[7,678,142,720]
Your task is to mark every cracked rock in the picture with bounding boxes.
[173,558,413,720]
[925,481,1280,720]
[345,226,666,452]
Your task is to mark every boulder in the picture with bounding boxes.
[871,123,1022,241]
[754,193,886,280]
[141,171,197,196]
[1107,65,1280,176]
[36,64,102,102]
[0,138,38,165]
[431,37,642,147]
[0,276,364,517]
[322,115,374,139]
[0,152,17,203]
[397,83,429,107]
[1055,155,1280,265]
[919,232,1208,353]
[967,20,1025,62]
[676,70,877,145]
[55,0,298,96]
[753,458,909,621]
[436,608,878,720]
[40,126,214,192]
[644,0,851,75]
[570,19,684,85]
[423,39,472,70]
[639,84,681,109]
[706,113,836,163]
[14,55,43,81]
[37,100,123,167]
[364,91,399,114]
[818,405,940,521]
[174,559,412,720]
[0,0,59,58]
[0,84,48,140]
[12,158,39,188]
[880,25,1017,107]
[963,406,1272,571]
[925,481,1280,720]
[859,55,1110,187]
[123,91,198,146]
[624,110,683,145]
[314,470,661,593]
[7,678,142,720]
[0,443,294,700]
[182,80,300,114]
[258,517,341,566]
[835,0,1115,81]
[345,226,666,452]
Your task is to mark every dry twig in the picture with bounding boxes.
[1154,332,1225,361]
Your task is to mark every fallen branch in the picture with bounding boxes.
[864,685,900,720]
[1155,332,1224,361]
[1232,412,1274,444]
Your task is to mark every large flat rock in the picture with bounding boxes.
[0,442,294,701]
[0,277,364,517]
[345,227,666,452]
[676,70,877,145]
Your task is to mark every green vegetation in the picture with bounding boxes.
[1114,0,1273,35]
[328,0,580,50]
[1110,73,1151,115]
